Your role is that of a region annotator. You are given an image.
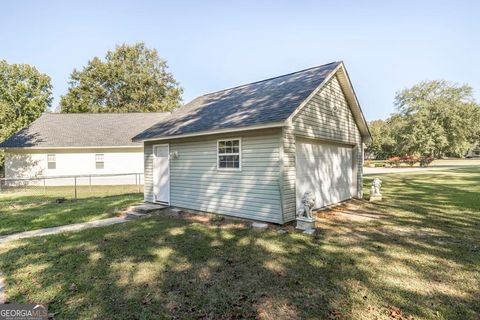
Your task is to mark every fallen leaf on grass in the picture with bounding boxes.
[69,283,77,293]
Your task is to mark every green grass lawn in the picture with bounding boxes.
[365,158,480,168]
[0,184,143,203]
[0,187,143,236]
[0,168,479,319]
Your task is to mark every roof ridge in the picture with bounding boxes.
[200,61,340,97]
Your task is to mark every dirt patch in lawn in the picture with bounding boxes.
[315,200,379,223]
[153,207,308,235]
[162,208,253,229]
[156,201,376,235]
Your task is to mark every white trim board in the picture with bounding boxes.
[136,122,285,142]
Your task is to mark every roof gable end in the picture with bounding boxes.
[285,62,372,142]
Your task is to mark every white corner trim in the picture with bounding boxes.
[335,65,372,143]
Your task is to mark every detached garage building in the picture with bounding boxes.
[134,61,371,224]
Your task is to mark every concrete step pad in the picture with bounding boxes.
[125,212,151,220]
[127,203,168,214]
[252,222,269,230]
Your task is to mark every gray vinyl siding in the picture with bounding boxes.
[144,129,283,223]
[280,75,364,222]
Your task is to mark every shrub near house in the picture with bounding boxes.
[386,156,401,167]
[383,155,434,167]
[400,155,419,167]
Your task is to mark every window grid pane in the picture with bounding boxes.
[47,154,56,169]
[217,139,240,169]
[95,154,104,169]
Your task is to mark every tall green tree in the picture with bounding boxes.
[0,60,52,174]
[392,80,476,157]
[366,80,479,159]
[60,42,182,113]
[464,102,480,151]
[365,119,396,159]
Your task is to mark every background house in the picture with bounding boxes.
[466,143,480,158]
[0,113,169,185]
[134,62,371,224]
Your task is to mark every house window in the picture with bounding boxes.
[217,139,241,170]
[95,154,104,169]
[47,154,56,169]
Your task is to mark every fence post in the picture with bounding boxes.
[43,178,46,195]
[89,175,92,193]
[74,176,77,200]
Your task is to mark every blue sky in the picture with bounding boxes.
[1,0,478,120]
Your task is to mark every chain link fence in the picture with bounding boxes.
[0,173,144,203]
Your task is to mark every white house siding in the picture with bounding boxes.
[280,74,364,222]
[144,129,283,223]
[4,147,144,186]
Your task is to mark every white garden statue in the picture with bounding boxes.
[296,191,316,219]
[369,178,383,201]
[296,191,317,232]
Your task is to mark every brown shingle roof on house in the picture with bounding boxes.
[0,112,169,148]
[133,62,342,141]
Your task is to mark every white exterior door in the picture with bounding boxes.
[153,145,170,204]
[295,139,354,209]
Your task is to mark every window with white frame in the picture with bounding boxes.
[217,139,241,170]
[47,154,56,169]
[95,154,104,169]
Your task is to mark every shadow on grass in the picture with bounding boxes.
[0,217,362,319]
[1,210,479,319]
[0,168,478,319]
[0,193,143,236]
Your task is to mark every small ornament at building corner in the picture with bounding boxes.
[296,191,316,232]
[369,178,382,201]
[296,191,316,219]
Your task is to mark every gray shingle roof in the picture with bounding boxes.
[133,62,341,141]
[0,112,170,148]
